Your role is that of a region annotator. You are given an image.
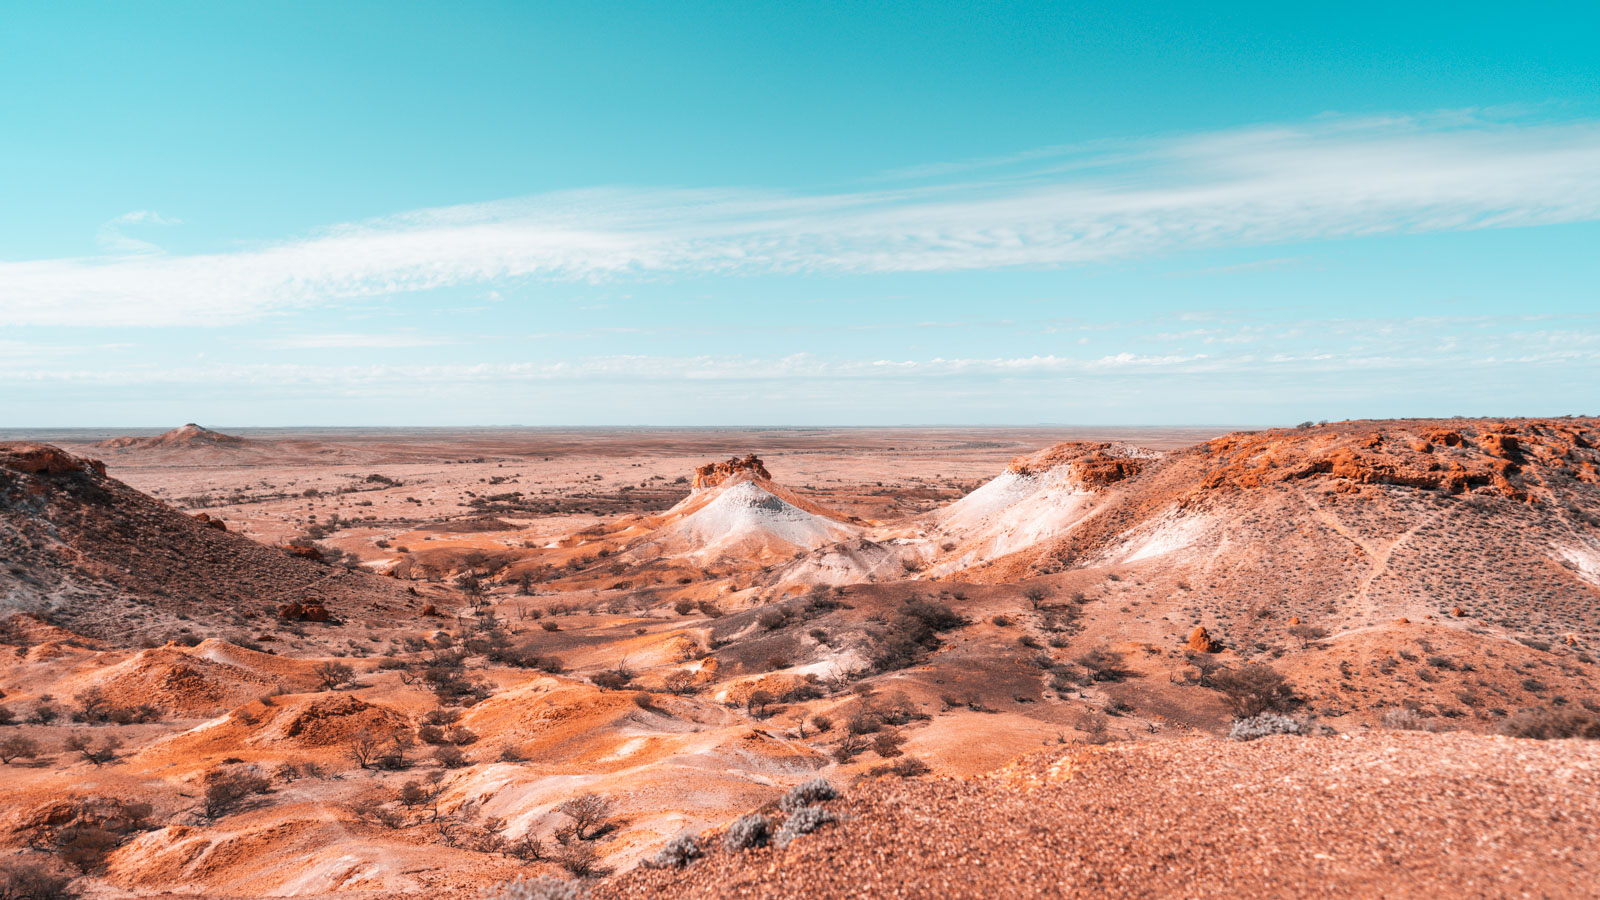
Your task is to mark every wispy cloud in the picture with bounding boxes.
[95,210,182,255]
[7,112,1600,327]
[262,332,454,349]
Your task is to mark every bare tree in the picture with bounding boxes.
[0,735,39,764]
[314,661,356,690]
[556,793,614,841]
[348,728,384,769]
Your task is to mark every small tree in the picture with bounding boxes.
[202,767,271,819]
[746,690,776,718]
[347,728,384,769]
[1211,663,1297,717]
[314,661,356,690]
[0,735,39,764]
[63,733,119,766]
[663,670,698,695]
[556,793,614,841]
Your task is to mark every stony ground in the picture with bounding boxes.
[601,732,1600,900]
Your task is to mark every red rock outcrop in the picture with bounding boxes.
[277,600,332,622]
[1186,625,1221,653]
[692,454,772,489]
[1008,442,1147,485]
[0,443,106,478]
[1191,420,1600,502]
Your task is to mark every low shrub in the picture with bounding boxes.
[483,874,586,900]
[1227,713,1304,742]
[723,813,771,850]
[1499,708,1600,740]
[775,805,837,848]
[779,778,839,813]
[644,834,702,869]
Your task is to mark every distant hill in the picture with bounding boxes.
[0,442,410,640]
[95,423,249,451]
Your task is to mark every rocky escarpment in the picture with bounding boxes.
[1007,442,1150,486]
[1197,419,1600,503]
[692,454,773,489]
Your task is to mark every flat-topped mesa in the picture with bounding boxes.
[1007,442,1149,487]
[692,454,772,489]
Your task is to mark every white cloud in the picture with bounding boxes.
[7,111,1600,327]
[95,210,182,254]
[262,332,454,349]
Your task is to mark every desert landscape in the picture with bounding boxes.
[2,419,1597,899]
[8,6,1600,898]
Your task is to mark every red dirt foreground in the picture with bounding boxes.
[602,732,1600,899]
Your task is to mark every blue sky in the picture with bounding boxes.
[3,1,1599,426]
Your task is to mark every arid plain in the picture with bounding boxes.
[2,421,1598,899]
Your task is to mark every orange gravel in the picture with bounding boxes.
[600,732,1600,899]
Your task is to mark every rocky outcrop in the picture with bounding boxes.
[277,600,332,622]
[1007,442,1148,485]
[0,442,106,478]
[1186,625,1221,653]
[692,454,772,489]
[1193,420,1600,502]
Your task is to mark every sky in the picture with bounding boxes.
[3,1,1600,427]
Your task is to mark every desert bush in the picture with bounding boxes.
[809,714,833,733]
[1,735,40,764]
[1074,647,1131,682]
[552,841,606,878]
[314,661,356,690]
[62,734,119,766]
[1074,710,1113,744]
[644,833,702,869]
[556,793,614,841]
[1210,663,1296,717]
[1381,707,1442,732]
[779,777,839,813]
[1228,713,1304,742]
[1499,708,1600,740]
[865,757,931,778]
[745,690,776,717]
[590,669,632,691]
[0,705,12,725]
[433,744,469,768]
[484,875,587,900]
[201,766,271,819]
[663,670,698,695]
[775,805,837,848]
[723,813,771,850]
[0,861,77,900]
[55,826,121,874]
[870,729,905,757]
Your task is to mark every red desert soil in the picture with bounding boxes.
[0,421,1596,899]
[603,732,1600,900]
